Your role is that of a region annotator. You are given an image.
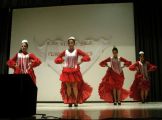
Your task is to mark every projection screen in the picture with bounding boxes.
[9,3,136,101]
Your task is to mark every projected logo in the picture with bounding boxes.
[32,37,111,75]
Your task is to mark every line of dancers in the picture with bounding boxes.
[7,37,157,107]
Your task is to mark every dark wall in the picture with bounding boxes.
[0,0,162,101]
[0,9,12,74]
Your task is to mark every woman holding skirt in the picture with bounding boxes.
[55,36,92,107]
[98,47,131,105]
[129,51,157,103]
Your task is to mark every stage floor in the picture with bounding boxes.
[36,102,162,119]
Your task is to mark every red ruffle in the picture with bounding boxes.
[60,81,92,104]
[130,74,150,101]
[81,56,90,62]
[99,61,107,67]
[7,59,16,69]
[60,67,83,83]
[55,57,64,64]
[30,59,41,68]
[98,68,129,102]
[60,70,92,104]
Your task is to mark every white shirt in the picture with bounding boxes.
[64,49,78,68]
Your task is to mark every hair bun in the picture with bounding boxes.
[112,46,118,52]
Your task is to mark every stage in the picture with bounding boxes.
[35,102,162,119]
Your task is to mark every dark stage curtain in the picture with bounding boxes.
[134,1,162,101]
[0,9,12,74]
[0,0,162,101]
[0,0,132,8]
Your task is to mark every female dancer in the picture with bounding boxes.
[55,36,92,107]
[7,40,41,84]
[129,51,157,103]
[98,47,131,105]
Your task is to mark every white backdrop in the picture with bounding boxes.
[10,3,136,101]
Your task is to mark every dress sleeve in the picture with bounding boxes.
[99,57,111,67]
[120,57,132,67]
[29,53,41,68]
[77,49,91,62]
[147,62,157,72]
[7,53,18,69]
[54,50,65,64]
[129,62,138,71]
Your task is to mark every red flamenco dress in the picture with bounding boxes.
[7,52,41,84]
[129,61,157,101]
[55,49,92,104]
[98,57,132,103]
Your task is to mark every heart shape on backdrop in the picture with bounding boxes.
[32,37,112,75]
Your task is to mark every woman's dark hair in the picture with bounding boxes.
[112,46,118,53]
[68,39,75,44]
[19,42,28,53]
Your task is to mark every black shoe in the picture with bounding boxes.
[74,104,78,107]
[142,100,145,103]
[114,102,117,105]
[118,102,121,105]
[68,104,72,107]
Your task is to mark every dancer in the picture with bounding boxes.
[7,40,41,84]
[98,47,131,105]
[55,36,92,107]
[129,51,157,103]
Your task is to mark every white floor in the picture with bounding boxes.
[36,102,162,119]
[37,102,162,110]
